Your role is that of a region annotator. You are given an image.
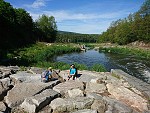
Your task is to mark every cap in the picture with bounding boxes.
[48,67,52,70]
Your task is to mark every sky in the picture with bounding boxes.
[5,0,145,34]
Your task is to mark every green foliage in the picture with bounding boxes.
[99,46,150,59]
[98,0,150,44]
[56,32,98,43]
[36,14,57,42]
[90,64,107,72]
[0,0,37,50]
[8,43,80,66]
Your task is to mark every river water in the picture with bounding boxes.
[53,49,150,83]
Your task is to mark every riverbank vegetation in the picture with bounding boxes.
[99,46,150,59]
[1,43,106,72]
[98,0,150,45]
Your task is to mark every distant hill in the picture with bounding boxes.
[58,30,80,34]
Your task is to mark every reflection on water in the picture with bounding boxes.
[53,49,150,83]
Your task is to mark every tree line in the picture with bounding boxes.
[56,32,99,43]
[0,0,57,50]
[98,0,150,45]
[0,0,99,53]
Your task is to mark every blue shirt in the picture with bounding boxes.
[70,68,76,75]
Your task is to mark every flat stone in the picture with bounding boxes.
[111,69,150,99]
[5,80,60,108]
[103,96,135,113]
[85,83,107,94]
[20,89,60,113]
[53,80,84,96]
[86,92,103,100]
[0,78,11,100]
[107,83,148,112]
[10,71,41,84]
[68,88,84,98]
[50,97,94,112]
[71,109,97,113]
[91,99,107,113]
[0,102,6,112]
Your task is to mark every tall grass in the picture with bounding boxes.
[99,46,150,59]
[4,43,107,72]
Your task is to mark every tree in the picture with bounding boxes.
[36,14,57,42]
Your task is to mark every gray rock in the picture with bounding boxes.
[0,102,6,112]
[111,69,150,99]
[10,71,41,84]
[5,80,60,108]
[106,83,148,112]
[50,97,94,112]
[0,78,11,100]
[0,66,19,78]
[79,73,97,83]
[20,89,60,113]
[103,96,135,113]
[91,99,107,113]
[68,88,84,98]
[53,80,84,96]
[86,92,103,100]
[71,109,97,113]
[85,82,107,94]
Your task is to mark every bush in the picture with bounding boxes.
[90,64,107,72]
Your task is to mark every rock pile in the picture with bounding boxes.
[0,66,150,113]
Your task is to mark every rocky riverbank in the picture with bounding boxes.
[0,66,150,113]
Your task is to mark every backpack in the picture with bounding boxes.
[41,70,49,82]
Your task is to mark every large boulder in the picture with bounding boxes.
[5,80,60,108]
[10,71,41,84]
[103,96,136,113]
[53,80,84,97]
[107,83,148,112]
[20,89,60,113]
[91,99,107,113]
[0,78,11,100]
[71,109,97,113]
[50,97,94,112]
[0,102,6,112]
[0,66,19,78]
[85,82,107,94]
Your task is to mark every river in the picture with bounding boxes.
[53,49,150,83]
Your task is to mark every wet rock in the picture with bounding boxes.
[50,97,94,112]
[5,80,60,108]
[20,89,60,113]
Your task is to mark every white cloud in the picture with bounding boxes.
[42,10,126,22]
[29,10,130,34]
[25,0,50,9]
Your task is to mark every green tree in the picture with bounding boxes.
[36,14,57,42]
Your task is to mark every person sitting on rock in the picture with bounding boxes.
[68,64,77,80]
[41,67,52,82]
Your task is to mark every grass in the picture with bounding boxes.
[2,42,107,72]
[99,46,150,59]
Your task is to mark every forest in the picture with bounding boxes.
[0,0,98,51]
[0,0,150,53]
[97,0,150,45]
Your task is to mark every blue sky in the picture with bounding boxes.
[5,0,144,34]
